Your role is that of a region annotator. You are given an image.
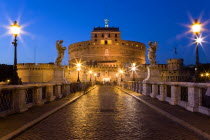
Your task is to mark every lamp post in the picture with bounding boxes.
[119,70,124,81]
[192,19,202,81]
[10,21,22,85]
[76,63,81,83]
[131,63,136,81]
[77,67,81,83]
[89,70,92,81]
[94,73,97,82]
[115,73,118,82]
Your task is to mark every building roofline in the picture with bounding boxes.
[93,27,119,31]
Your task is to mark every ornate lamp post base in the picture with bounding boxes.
[77,71,81,83]
[10,69,22,85]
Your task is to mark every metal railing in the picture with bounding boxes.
[166,85,171,97]
[201,88,210,108]
[0,90,12,112]
[42,87,47,99]
[25,88,33,104]
[180,86,188,102]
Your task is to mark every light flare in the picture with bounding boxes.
[89,70,93,74]
[77,67,81,71]
[193,34,207,47]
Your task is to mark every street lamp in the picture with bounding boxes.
[131,63,136,81]
[77,67,81,83]
[10,21,22,85]
[115,73,119,82]
[89,70,92,81]
[119,69,124,81]
[76,63,81,68]
[76,63,81,83]
[94,73,97,82]
[191,19,202,81]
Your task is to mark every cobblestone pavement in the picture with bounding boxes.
[118,87,210,137]
[14,86,203,140]
[0,89,85,138]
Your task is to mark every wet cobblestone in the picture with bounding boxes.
[14,86,203,140]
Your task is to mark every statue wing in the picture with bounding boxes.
[56,40,60,50]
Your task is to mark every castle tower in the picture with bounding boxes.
[68,22,146,82]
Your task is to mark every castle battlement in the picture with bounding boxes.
[17,63,55,70]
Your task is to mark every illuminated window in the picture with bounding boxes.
[101,40,105,44]
[108,40,112,44]
[116,43,119,45]
[93,43,95,45]
[136,45,139,47]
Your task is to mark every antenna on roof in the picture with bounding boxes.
[104,19,109,27]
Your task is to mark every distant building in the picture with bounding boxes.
[16,24,199,83]
[161,59,193,82]
[17,63,54,83]
[198,63,210,82]
[68,26,146,82]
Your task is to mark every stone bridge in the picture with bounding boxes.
[0,82,210,139]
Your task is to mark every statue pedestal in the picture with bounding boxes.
[143,65,162,82]
[51,66,67,83]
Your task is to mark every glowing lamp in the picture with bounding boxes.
[76,63,81,68]
[77,67,81,71]
[131,66,136,71]
[10,21,21,35]
[192,20,201,34]
[195,36,203,44]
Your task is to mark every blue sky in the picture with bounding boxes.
[0,0,210,65]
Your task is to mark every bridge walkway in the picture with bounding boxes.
[14,86,205,139]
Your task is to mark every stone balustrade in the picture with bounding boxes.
[0,82,91,117]
[121,81,210,116]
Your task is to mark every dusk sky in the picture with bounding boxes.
[0,0,210,65]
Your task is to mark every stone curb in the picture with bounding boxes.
[116,86,210,140]
[0,86,97,140]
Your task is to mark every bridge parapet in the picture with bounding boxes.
[0,82,91,117]
[121,81,210,116]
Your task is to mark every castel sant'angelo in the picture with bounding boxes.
[68,21,146,82]
[17,21,190,83]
